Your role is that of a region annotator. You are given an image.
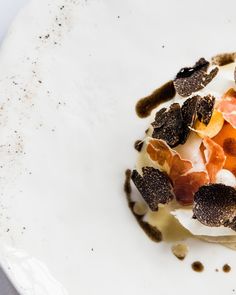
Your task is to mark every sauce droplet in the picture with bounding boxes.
[191,261,204,272]
[223,264,231,273]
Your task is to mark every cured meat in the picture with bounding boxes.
[174,171,209,205]
[146,138,209,205]
[217,88,236,128]
[146,139,192,181]
[203,137,226,182]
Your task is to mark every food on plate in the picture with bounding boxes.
[126,53,236,251]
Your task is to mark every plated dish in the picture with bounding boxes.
[1,0,236,294]
[127,53,236,258]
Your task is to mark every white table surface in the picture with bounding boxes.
[0,0,28,42]
[0,2,29,294]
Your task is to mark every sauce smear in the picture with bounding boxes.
[136,80,176,118]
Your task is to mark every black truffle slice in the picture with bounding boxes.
[180,96,199,144]
[197,95,215,125]
[193,184,236,231]
[151,103,183,147]
[202,67,219,87]
[131,167,174,211]
[151,107,167,129]
[174,58,218,97]
[124,169,162,242]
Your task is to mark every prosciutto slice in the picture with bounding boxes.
[146,138,209,205]
[203,137,226,183]
[217,88,236,128]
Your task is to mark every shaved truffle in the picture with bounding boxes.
[152,103,183,147]
[151,107,167,129]
[174,58,218,97]
[181,96,199,143]
[131,167,174,211]
[197,95,215,125]
[193,184,236,230]
[124,171,162,242]
[152,95,215,147]
[212,52,236,66]
[202,67,219,87]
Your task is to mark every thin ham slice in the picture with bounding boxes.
[174,171,209,206]
[217,88,236,128]
[203,137,226,183]
[146,139,192,181]
[146,138,209,205]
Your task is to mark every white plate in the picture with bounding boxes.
[0,0,236,294]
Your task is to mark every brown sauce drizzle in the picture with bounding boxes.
[136,80,176,118]
[223,264,231,273]
[134,140,144,152]
[124,169,162,242]
[212,53,236,66]
[124,169,132,196]
[191,261,204,272]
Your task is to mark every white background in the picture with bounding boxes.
[0,2,29,294]
[0,0,28,42]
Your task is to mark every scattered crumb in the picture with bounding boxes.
[223,264,231,273]
[91,248,94,251]
[133,202,148,216]
[191,261,204,272]
[171,244,188,260]
[215,268,219,272]
[38,80,42,84]
[162,45,165,48]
